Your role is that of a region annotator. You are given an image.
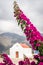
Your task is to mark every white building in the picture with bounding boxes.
[10,43,33,59]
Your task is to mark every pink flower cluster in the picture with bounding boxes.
[38,62,43,65]
[19,58,36,65]
[14,2,43,65]
[0,54,15,65]
[17,10,43,50]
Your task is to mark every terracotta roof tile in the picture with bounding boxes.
[20,44,30,48]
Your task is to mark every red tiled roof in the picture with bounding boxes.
[20,44,30,48]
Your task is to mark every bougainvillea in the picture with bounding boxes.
[19,61,24,65]
[0,1,43,65]
[31,61,36,65]
[38,62,43,65]
[0,54,15,65]
[19,58,31,65]
[14,1,43,65]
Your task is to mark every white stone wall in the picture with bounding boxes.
[10,43,24,59]
[10,43,33,59]
[23,48,33,58]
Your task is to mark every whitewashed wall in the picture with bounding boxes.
[10,43,24,59]
[10,43,33,59]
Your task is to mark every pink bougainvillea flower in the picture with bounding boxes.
[24,58,30,65]
[40,56,43,61]
[0,63,5,65]
[19,61,24,65]
[36,43,40,47]
[31,61,36,65]
[38,62,43,65]
[34,55,39,59]
[2,54,15,65]
[26,19,31,25]
[14,2,43,65]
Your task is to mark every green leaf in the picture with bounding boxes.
[34,40,37,45]
[17,19,21,25]
[21,24,24,30]
[23,20,26,25]
[21,23,25,30]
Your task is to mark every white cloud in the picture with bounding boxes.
[0,0,43,33]
[0,20,24,35]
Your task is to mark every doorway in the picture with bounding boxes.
[16,51,19,58]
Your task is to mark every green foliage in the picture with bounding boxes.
[21,21,26,30]
[17,19,21,25]
[38,44,43,56]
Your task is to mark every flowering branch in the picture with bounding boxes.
[14,1,43,65]
[14,1,43,49]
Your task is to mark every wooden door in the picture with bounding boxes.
[16,51,19,58]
